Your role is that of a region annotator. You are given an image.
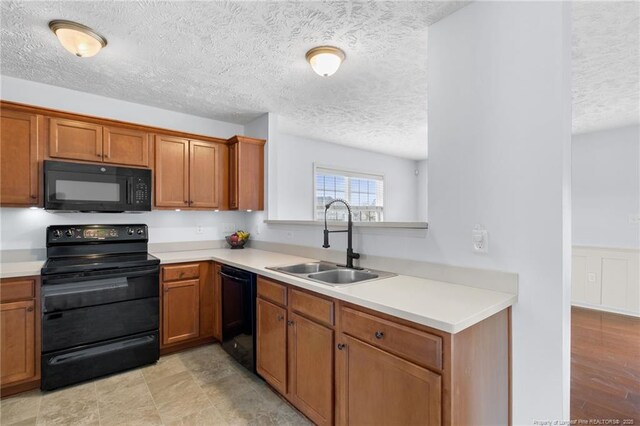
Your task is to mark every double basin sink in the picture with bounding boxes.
[268,261,396,286]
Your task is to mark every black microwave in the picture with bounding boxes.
[44,160,152,212]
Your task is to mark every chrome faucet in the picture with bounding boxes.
[323,199,361,269]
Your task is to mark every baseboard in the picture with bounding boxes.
[1,378,40,398]
[572,301,640,318]
[159,337,217,356]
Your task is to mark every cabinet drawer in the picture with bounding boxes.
[162,264,200,282]
[0,278,35,303]
[340,306,442,370]
[290,289,334,326]
[257,276,287,306]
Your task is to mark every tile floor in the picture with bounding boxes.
[1,344,312,425]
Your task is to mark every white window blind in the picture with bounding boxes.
[314,165,384,222]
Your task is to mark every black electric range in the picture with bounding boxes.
[40,224,160,391]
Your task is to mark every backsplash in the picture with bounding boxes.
[0,208,250,252]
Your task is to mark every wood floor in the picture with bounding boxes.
[571,307,640,422]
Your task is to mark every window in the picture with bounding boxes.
[314,165,384,222]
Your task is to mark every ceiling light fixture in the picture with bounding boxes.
[49,20,107,58]
[305,46,345,77]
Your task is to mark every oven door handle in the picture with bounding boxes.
[42,278,129,298]
[219,271,250,283]
[47,334,156,365]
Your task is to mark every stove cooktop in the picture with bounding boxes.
[41,253,160,275]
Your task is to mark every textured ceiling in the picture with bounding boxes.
[572,1,640,134]
[0,1,468,160]
[1,2,637,160]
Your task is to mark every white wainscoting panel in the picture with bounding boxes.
[572,246,640,316]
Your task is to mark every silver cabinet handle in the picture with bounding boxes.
[337,343,346,350]
[374,331,384,339]
[277,315,284,321]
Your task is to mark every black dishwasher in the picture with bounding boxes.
[219,264,257,373]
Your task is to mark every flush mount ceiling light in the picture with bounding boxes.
[49,20,107,58]
[305,46,345,77]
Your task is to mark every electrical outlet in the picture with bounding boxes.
[629,214,640,224]
[587,273,596,283]
[196,225,203,234]
[286,231,294,239]
[472,225,488,254]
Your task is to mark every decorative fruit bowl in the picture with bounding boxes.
[225,230,250,249]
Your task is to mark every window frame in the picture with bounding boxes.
[312,163,386,222]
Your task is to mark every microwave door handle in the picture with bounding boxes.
[127,180,132,204]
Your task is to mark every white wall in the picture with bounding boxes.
[0,76,249,252]
[273,129,421,222]
[248,2,573,423]
[572,125,640,249]
[427,3,572,422]
[0,76,244,137]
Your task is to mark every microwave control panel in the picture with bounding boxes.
[134,179,150,205]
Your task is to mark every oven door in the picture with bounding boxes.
[43,160,151,212]
[42,266,159,353]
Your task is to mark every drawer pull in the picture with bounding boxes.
[374,331,384,339]
[337,343,346,350]
[277,315,284,321]
[287,320,294,326]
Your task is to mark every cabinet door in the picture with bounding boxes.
[256,298,287,394]
[0,300,36,385]
[189,140,219,208]
[103,126,150,167]
[289,313,334,426]
[49,118,102,161]
[155,135,190,208]
[229,142,239,209]
[336,335,441,426]
[0,110,40,206]
[162,279,200,346]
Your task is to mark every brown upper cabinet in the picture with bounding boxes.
[49,118,151,168]
[103,126,150,167]
[227,136,265,211]
[155,135,228,210]
[0,109,41,207]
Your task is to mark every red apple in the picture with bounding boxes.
[230,235,239,243]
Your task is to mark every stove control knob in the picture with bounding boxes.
[127,228,134,235]
[65,229,74,237]
[137,228,144,235]
[52,230,62,238]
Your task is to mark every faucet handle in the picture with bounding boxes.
[323,229,330,248]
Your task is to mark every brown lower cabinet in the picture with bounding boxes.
[256,274,510,426]
[0,276,41,396]
[257,276,335,426]
[160,262,216,353]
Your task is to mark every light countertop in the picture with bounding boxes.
[155,248,517,333]
[0,248,516,334]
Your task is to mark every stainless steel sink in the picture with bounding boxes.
[273,262,338,274]
[308,269,379,284]
[267,261,395,287]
